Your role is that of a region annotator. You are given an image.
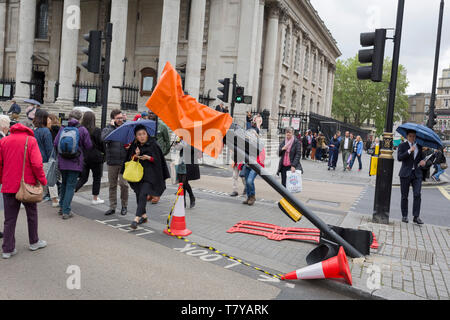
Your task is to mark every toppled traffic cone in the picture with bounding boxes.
[370,233,379,249]
[164,183,192,237]
[281,246,352,286]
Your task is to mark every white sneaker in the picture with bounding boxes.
[52,201,60,208]
[2,249,17,259]
[29,240,47,251]
[92,198,105,205]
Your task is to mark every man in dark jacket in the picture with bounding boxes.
[7,100,21,122]
[398,129,426,224]
[101,109,129,216]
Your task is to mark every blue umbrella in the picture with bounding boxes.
[104,119,157,145]
[23,98,41,106]
[396,123,442,149]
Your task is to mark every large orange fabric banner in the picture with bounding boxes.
[145,62,233,158]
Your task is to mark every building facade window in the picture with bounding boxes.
[291,90,297,110]
[303,46,309,76]
[35,0,49,39]
[140,67,157,96]
[301,94,306,111]
[310,98,314,113]
[319,60,323,85]
[294,37,301,71]
[312,51,317,82]
[283,25,291,64]
[279,85,286,105]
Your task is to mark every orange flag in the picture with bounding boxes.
[146,62,233,158]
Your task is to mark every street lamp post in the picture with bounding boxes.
[372,0,405,224]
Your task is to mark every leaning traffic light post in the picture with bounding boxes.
[357,0,405,224]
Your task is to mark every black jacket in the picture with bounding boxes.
[277,137,303,174]
[397,141,424,178]
[125,137,170,197]
[101,124,128,166]
[85,127,105,164]
[179,145,201,181]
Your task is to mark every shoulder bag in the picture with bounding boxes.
[16,137,44,203]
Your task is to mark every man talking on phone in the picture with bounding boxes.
[397,129,426,224]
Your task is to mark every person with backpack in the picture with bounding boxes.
[75,111,105,204]
[53,109,92,219]
[431,147,447,182]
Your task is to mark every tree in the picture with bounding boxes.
[332,55,409,135]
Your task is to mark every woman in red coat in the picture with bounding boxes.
[0,123,48,259]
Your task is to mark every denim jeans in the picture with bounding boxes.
[59,170,80,215]
[433,164,445,180]
[245,167,258,197]
[349,152,362,170]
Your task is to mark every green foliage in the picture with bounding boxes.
[332,55,409,135]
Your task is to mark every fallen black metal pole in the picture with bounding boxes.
[225,124,364,258]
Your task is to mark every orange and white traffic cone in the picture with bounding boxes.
[164,183,192,237]
[281,246,352,285]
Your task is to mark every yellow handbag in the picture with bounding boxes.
[369,156,378,176]
[123,159,144,182]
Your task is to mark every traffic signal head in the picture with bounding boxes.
[357,29,387,82]
[427,110,437,128]
[217,78,230,103]
[235,86,244,103]
[82,30,102,74]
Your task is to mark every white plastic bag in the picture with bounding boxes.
[286,170,302,193]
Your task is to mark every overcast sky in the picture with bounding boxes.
[310,0,450,95]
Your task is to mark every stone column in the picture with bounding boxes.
[56,0,81,106]
[252,0,265,111]
[158,0,181,79]
[185,0,206,100]
[108,0,129,108]
[260,3,280,118]
[14,0,37,100]
[0,0,7,78]
[204,0,224,99]
[327,68,335,117]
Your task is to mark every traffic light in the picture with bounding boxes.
[357,29,387,82]
[427,109,437,128]
[82,30,102,74]
[217,78,230,103]
[234,86,244,103]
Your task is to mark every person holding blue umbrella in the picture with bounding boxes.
[397,129,427,225]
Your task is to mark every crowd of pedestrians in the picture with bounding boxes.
[0,102,180,258]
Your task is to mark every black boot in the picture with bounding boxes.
[190,197,196,208]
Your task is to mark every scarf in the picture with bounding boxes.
[283,136,295,166]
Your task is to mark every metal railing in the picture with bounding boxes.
[21,79,44,103]
[113,83,139,111]
[73,81,102,107]
[0,79,15,101]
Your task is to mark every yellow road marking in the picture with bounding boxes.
[437,186,450,200]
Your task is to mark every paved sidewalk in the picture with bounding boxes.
[341,212,450,300]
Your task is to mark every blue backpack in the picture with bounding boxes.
[58,125,80,159]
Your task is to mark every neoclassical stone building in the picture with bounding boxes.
[0,0,340,133]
